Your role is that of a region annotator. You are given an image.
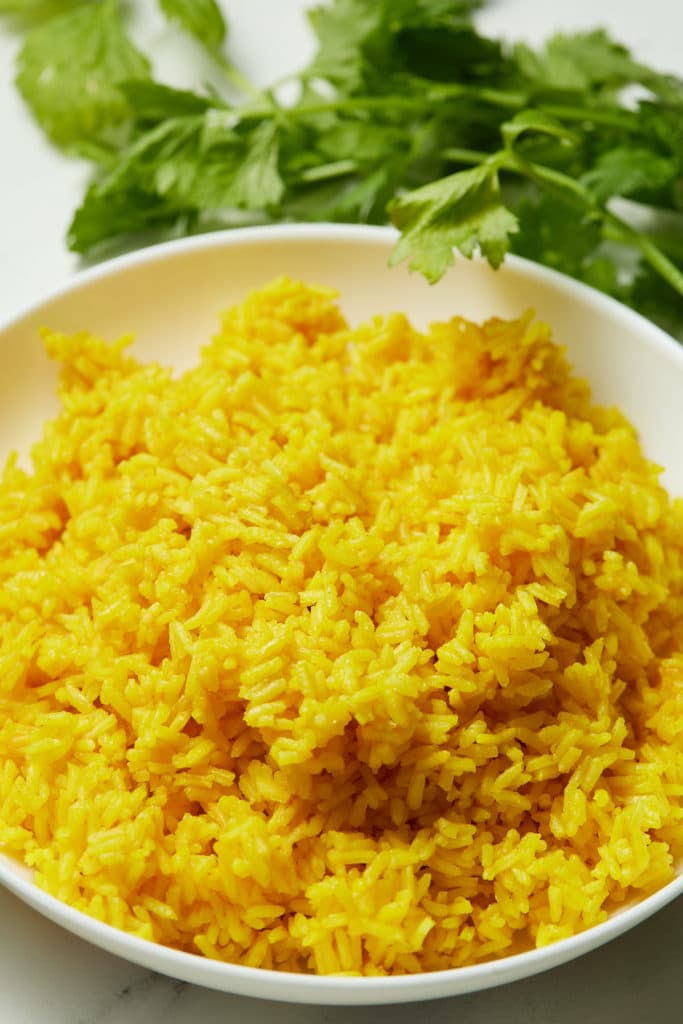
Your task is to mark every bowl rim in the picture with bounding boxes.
[2,222,683,372]
[1,845,682,1005]
[1,221,682,1004]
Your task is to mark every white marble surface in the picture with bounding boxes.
[2,1,683,1020]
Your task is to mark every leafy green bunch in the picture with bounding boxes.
[3,0,683,333]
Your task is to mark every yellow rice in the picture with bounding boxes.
[1,277,683,975]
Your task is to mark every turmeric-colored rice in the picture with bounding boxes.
[1,277,683,975]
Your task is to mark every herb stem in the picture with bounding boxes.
[504,152,592,205]
[442,146,491,164]
[538,103,637,129]
[251,81,527,121]
[214,53,265,104]
[605,210,683,297]
[299,159,357,182]
[302,95,429,114]
[446,146,594,206]
[236,95,424,123]
[446,85,527,109]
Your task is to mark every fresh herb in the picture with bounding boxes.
[388,161,519,282]
[157,0,227,56]
[0,0,80,22]
[3,0,683,333]
[15,0,150,155]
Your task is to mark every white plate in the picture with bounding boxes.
[1,224,682,1005]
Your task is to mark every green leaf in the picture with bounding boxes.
[639,72,683,109]
[629,265,683,339]
[284,167,390,224]
[157,0,226,53]
[580,255,624,298]
[68,117,203,251]
[395,0,482,22]
[316,120,407,165]
[228,120,284,210]
[0,0,83,24]
[501,109,578,150]
[0,0,56,8]
[15,0,150,154]
[390,1,503,85]
[119,80,216,124]
[388,161,519,281]
[306,0,494,93]
[511,190,602,277]
[514,29,636,93]
[582,147,679,205]
[637,103,683,167]
[516,27,683,107]
[306,0,382,89]
[68,182,184,254]
[67,112,286,253]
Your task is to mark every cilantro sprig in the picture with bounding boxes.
[3,0,683,334]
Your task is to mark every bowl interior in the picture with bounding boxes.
[1,224,682,1004]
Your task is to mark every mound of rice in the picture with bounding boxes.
[1,277,683,975]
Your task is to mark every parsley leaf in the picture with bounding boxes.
[157,0,227,55]
[0,0,82,25]
[306,0,385,90]
[15,0,149,154]
[501,109,579,150]
[306,0,493,92]
[68,183,186,256]
[68,117,205,252]
[515,29,642,94]
[582,147,679,205]
[388,162,519,281]
[118,80,216,125]
[227,120,284,209]
[515,28,683,114]
[511,190,603,278]
[68,113,285,253]
[630,265,683,339]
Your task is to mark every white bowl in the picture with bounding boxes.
[1,224,682,1005]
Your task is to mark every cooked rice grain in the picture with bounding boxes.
[1,277,683,974]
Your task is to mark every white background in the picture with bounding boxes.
[1,2,683,1021]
